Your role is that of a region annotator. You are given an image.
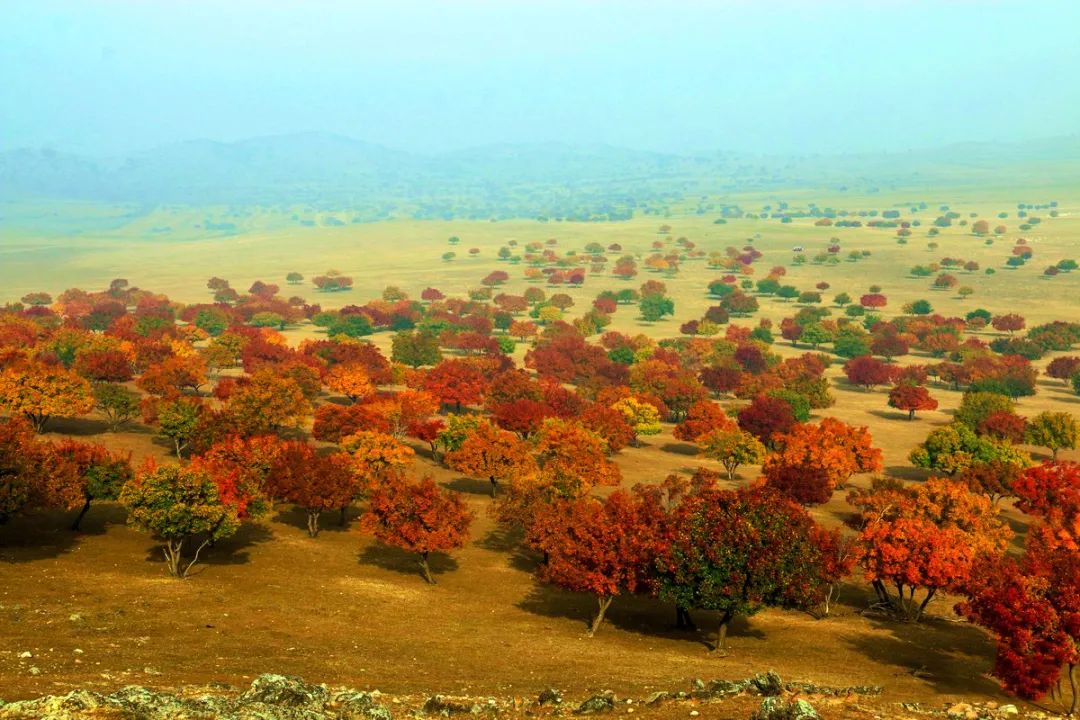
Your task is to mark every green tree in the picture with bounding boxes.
[119,465,240,578]
[93,382,140,432]
[391,331,442,368]
[639,294,675,322]
[1024,412,1078,459]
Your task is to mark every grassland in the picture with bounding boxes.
[0,186,1078,715]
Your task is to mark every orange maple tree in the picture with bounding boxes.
[362,476,474,584]
[444,421,537,497]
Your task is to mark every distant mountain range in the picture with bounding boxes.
[2,132,1078,211]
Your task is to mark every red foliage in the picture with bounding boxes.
[844,356,894,389]
[737,395,797,445]
[422,359,490,411]
[362,476,474,584]
[887,384,939,420]
[1013,462,1080,552]
[673,400,736,442]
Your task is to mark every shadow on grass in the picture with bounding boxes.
[271,505,355,535]
[476,526,538,573]
[843,613,1004,698]
[140,521,274,569]
[660,442,699,456]
[515,582,764,650]
[357,542,459,582]
[445,476,495,497]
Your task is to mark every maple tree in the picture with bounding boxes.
[843,356,894,390]
[673,400,736,442]
[959,547,1079,714]
[119,462,240,578]
[654,485,836,651]
[763,417,882,496]
[910,423,1030,476]
[324,363,376,402]
[362,476,474,584]
[736,394,798,446]
[533,418,621,497]
[93,382,141,431]
[341,431,415,492]
[50,439,133,530]
[444,421,537,497]
[1024,411,1078,459]
[422,358,490,411]
[533,490,661,635]
[887,383,939,420]
[1013,461,1080,552]
[697,428,766,480]
[223,368,311,435]
[610,397,662,441]
[271,443,361,537]
[0,361,95,432]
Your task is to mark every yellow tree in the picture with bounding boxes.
[0,362,94,432]
[324,363,376,402]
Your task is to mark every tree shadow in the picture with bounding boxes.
[866,409,922,422]
[139,522,274,569]
[45,416,154,436]
[0,510,84,562]
[444,476,494,497]
[271,505,355,535]
[660,442,699,456]
[70,501,128,536]
[885,465,931,481]
[843,614,1005,698]
[476,526,538,573]
[515,582,764,650]
[357,542,459,582]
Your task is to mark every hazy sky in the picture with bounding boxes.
[3,0,1079,156]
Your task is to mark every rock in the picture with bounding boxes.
[751,697,820,720]
[239,673,330,708]
[575,693,615,715]
[334,690,393,720]
[537,688,563,707]
[689,712,699,718]
[16,652,31,659]
[749,672,784,697]
[643,692,669,706]
[422,694,493,715]
[998,705,1018,716]
[27,668,40,677]
[67,614,82,623]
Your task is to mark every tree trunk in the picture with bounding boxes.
[163,538,184,577]
[713,610,733,653]
[339,505,348,526]
[71,498,92,531]
[725,462,736,480]
[307,510,320,538]
[489,476,498,498]
[174,437,184,459]
[587,596,613,637]
[676,606,696,630]
[915,588,936,621]
[908,409,916,420]
[1068,663,1077,716]
[419,552,435,584]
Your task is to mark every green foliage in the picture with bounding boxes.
[93,382,140,432]
[954,392,1015,430]
[1024,411,1078,458]
[639,294,675,322]
[391,331,442,368]
[119,465,239,578]
[909,423,1029,476]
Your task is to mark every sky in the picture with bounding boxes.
[2,0,1079,157]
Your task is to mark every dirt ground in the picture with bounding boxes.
[2,344,1077,714]
[2,198,1079,716]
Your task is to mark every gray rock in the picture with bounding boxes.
[751,697,820,720]
[574,693,615,715]
[643,691,670,706]
[239,673,330,708]
[537,688,562,707]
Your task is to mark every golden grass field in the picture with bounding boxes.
[0,187,1078,715]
